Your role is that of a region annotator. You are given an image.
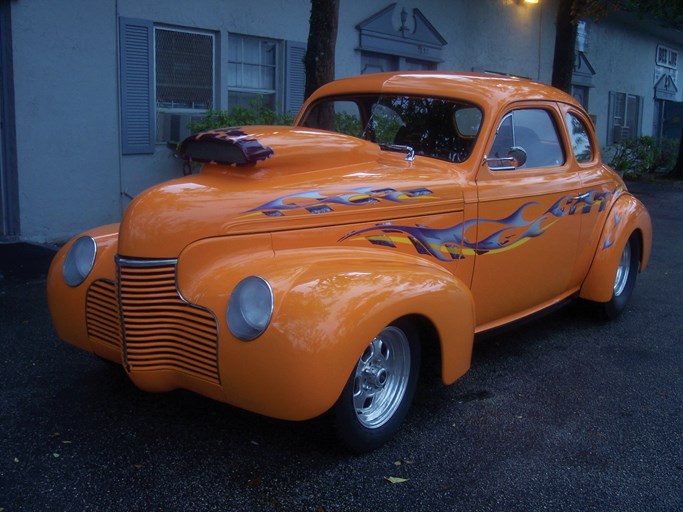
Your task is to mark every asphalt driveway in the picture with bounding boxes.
[1,181,681,511]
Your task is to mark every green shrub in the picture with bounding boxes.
[334,112,364,137]
[609,136,678,178]
[190,97,295,133]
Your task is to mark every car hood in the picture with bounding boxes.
[118,126,466,258]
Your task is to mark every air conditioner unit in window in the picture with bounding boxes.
[157,111,206,145]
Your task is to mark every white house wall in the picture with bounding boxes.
[8,0,678,243]
[584,14,683,146]
[338,0,558,83]
[12,0,121,242]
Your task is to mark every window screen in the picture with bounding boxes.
[155,28,214,110]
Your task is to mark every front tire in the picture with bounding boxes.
[599,234,640,320]
[333,321,420,453]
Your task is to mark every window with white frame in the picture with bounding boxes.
[155,28,214,110]
[119,18,306,155]
[228,34,278,110]
[608,92,642,144]
[154,27,214,143]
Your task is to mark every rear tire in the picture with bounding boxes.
[332,320,420,453]
[599,234,640,320]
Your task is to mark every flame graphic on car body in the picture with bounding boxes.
[340,188,620,261]
[239,187,438,218]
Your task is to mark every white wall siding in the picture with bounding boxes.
[12,0,121,242]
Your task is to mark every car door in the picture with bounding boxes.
[472,102,583,330]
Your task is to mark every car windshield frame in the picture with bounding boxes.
[298,93,483,164]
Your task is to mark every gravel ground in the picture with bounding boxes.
[1,180,681,511]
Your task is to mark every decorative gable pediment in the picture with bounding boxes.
[356,3,447,62]
[655,73,678,101]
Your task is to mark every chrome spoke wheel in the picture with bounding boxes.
[333,321,420,452]
[596,234,640,321]
[352,326,411,429]
[614,242,632,297]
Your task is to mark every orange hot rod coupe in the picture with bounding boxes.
[48,72,652,452]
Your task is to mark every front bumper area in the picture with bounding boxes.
[81,257,224,399]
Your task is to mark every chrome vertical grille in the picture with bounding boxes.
[118,259,220,385]
[86,279,122,350]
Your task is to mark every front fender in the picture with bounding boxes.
[47,224,120,356]
[177,237,474,421]
[580,194,652,303]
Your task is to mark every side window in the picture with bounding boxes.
[565,112,593,163]
[489,114,513,163]
[489,109,565,170]
[513,109,565,168]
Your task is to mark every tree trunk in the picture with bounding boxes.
[304,0,339,100]
[551,0,577,94]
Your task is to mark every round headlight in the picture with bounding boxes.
[227,276,274,341]
[63,236,97,287]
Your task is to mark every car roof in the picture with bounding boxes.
[304,71,580,113]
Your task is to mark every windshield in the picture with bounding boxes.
[299,94,482,163]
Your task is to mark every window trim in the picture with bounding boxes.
[607,91,642,144]
[153,25,216,112]
[486,106,567,172]
[227,33,280,110]
[119,18,307,153]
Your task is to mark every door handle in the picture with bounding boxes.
[573,192,591,201]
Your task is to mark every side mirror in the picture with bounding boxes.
[507,146,527,167]
[484,146,528,170]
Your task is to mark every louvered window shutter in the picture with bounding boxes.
[285,41,307,115]
[119,17,154,154]
[607,91,616,145]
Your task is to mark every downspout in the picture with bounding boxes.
[537,3,543,82]
[114,0,125,215]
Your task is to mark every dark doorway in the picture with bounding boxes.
[0,2,18,238]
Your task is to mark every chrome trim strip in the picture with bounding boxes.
[115,256,221,384]
[116,256,178,267]
[116,260,128,366]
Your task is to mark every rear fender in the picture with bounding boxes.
[580,194,652,303]
[178,239,475,420]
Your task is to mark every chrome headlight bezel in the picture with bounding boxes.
[62,236,97,287]
[227,276,274,341]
